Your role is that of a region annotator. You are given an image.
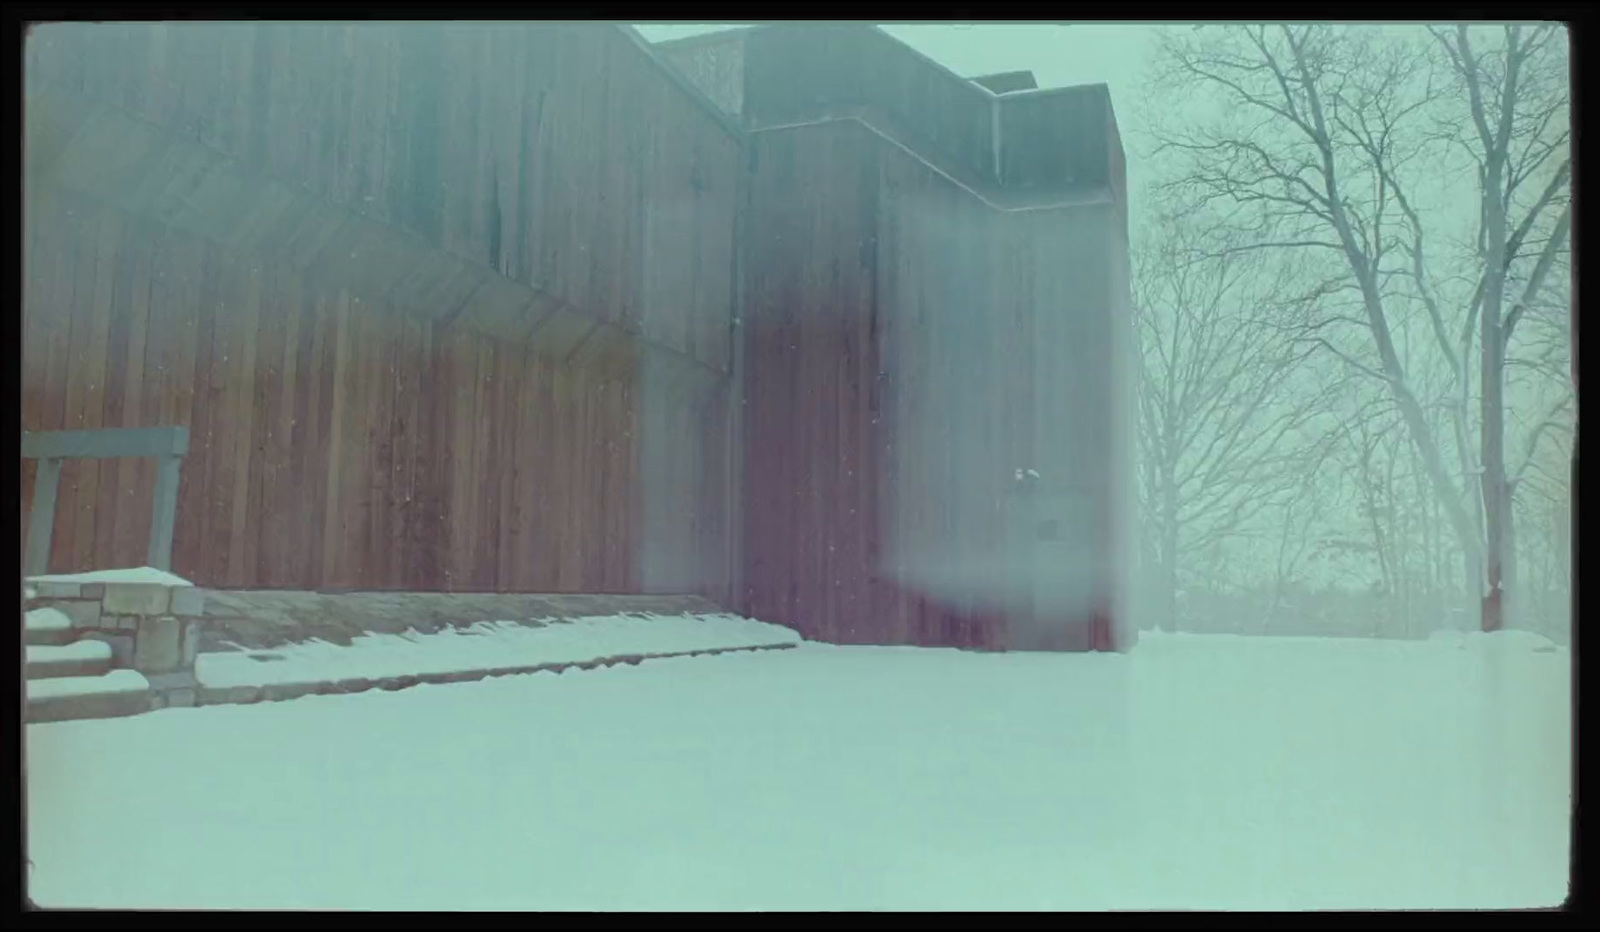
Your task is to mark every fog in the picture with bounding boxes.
[24,20,1573,911]
[641,22,1572,645]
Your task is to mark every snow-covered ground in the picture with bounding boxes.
[26,630,1570,910]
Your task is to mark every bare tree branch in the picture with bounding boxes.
[1143,23,1568,622]
[1510,396,1574,490]
[1504,202,1571,347]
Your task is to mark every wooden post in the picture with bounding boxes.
[25,458,62,577]
[147,455,182,571]
[22,428,187,574]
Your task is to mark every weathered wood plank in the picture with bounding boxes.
[39,193,78,438]
[320,288,351,586]
[520,357,553,590]
[115,215,157,566]
[222,259,262,585]
[20,188,47,553]
[89,203,128,571]
[301,287,335,588]
[147,454,181,571]
[342,294,375,588]
[465,335,494,591]
[367,300,398,589]
[193,241,229,584]
[58,205,110,570]
[414,320,447,589]
[22,185,47,438]
[25,458,63,576]
[389,316,423,589]
[489,342,516,591]
[22,24,743,598]
[166,233,204,577]
[274,265,309,587]
[249,259,286,587]
[503,345,538,590]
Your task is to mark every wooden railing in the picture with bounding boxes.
[21,427,189,576]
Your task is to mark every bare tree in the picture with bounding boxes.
[1132,211,1331,631]
[1262,437,1336,633]
[1148,23,1571,632]
[1429,24,1572,630]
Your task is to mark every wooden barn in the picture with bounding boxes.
[21,22,1133,652]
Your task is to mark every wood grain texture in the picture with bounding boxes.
[27,22,739,372]
[22,23,738,599]
[740,117,1123,650]
[22,22,1130,649]
[21,189,732,600]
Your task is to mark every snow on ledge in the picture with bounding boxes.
[27,640,113,663]
[28,669,149,700]
[197,612,804,689]
[27,567,194,587]
[26,607,73,632]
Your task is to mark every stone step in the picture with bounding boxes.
[26,670,151,724]
[24,607,76,647]
[26,640,114,680]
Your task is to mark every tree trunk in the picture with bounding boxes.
[1480,348,1512,631]
[1502,484,1520,629]
[1158,549,1179,633]
[1159,479,1180,632]
[1335,220,1486,622]
[1479,145,1510,633]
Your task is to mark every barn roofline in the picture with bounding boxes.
[645,25,757,51]
[973,70,1039,94]
[750,115,1115,214]
[612,25,748,141]
[642,23,1010,99]
[641,23,1125,207]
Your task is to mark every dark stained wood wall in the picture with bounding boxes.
[741,121,1029,648]
[739,123,883,644]
[655,31,746,117]
[741,25,997,186]
[875,141,1050,649]
[25,22,738,373]
[22,22,1130,642]
[1021,201,1126,652]
[22,187,731,597]
[997,86,1113,193]
[23,24,738,599]
[740,117,1126,650]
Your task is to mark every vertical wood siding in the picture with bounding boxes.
[740,118,1121,649]
[23,24,738,600]
[25,22,738,372]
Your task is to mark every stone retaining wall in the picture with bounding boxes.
[194,642,795,707]
[25,578,205,707]
[25,583,747,714]
[197,590,730,651]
